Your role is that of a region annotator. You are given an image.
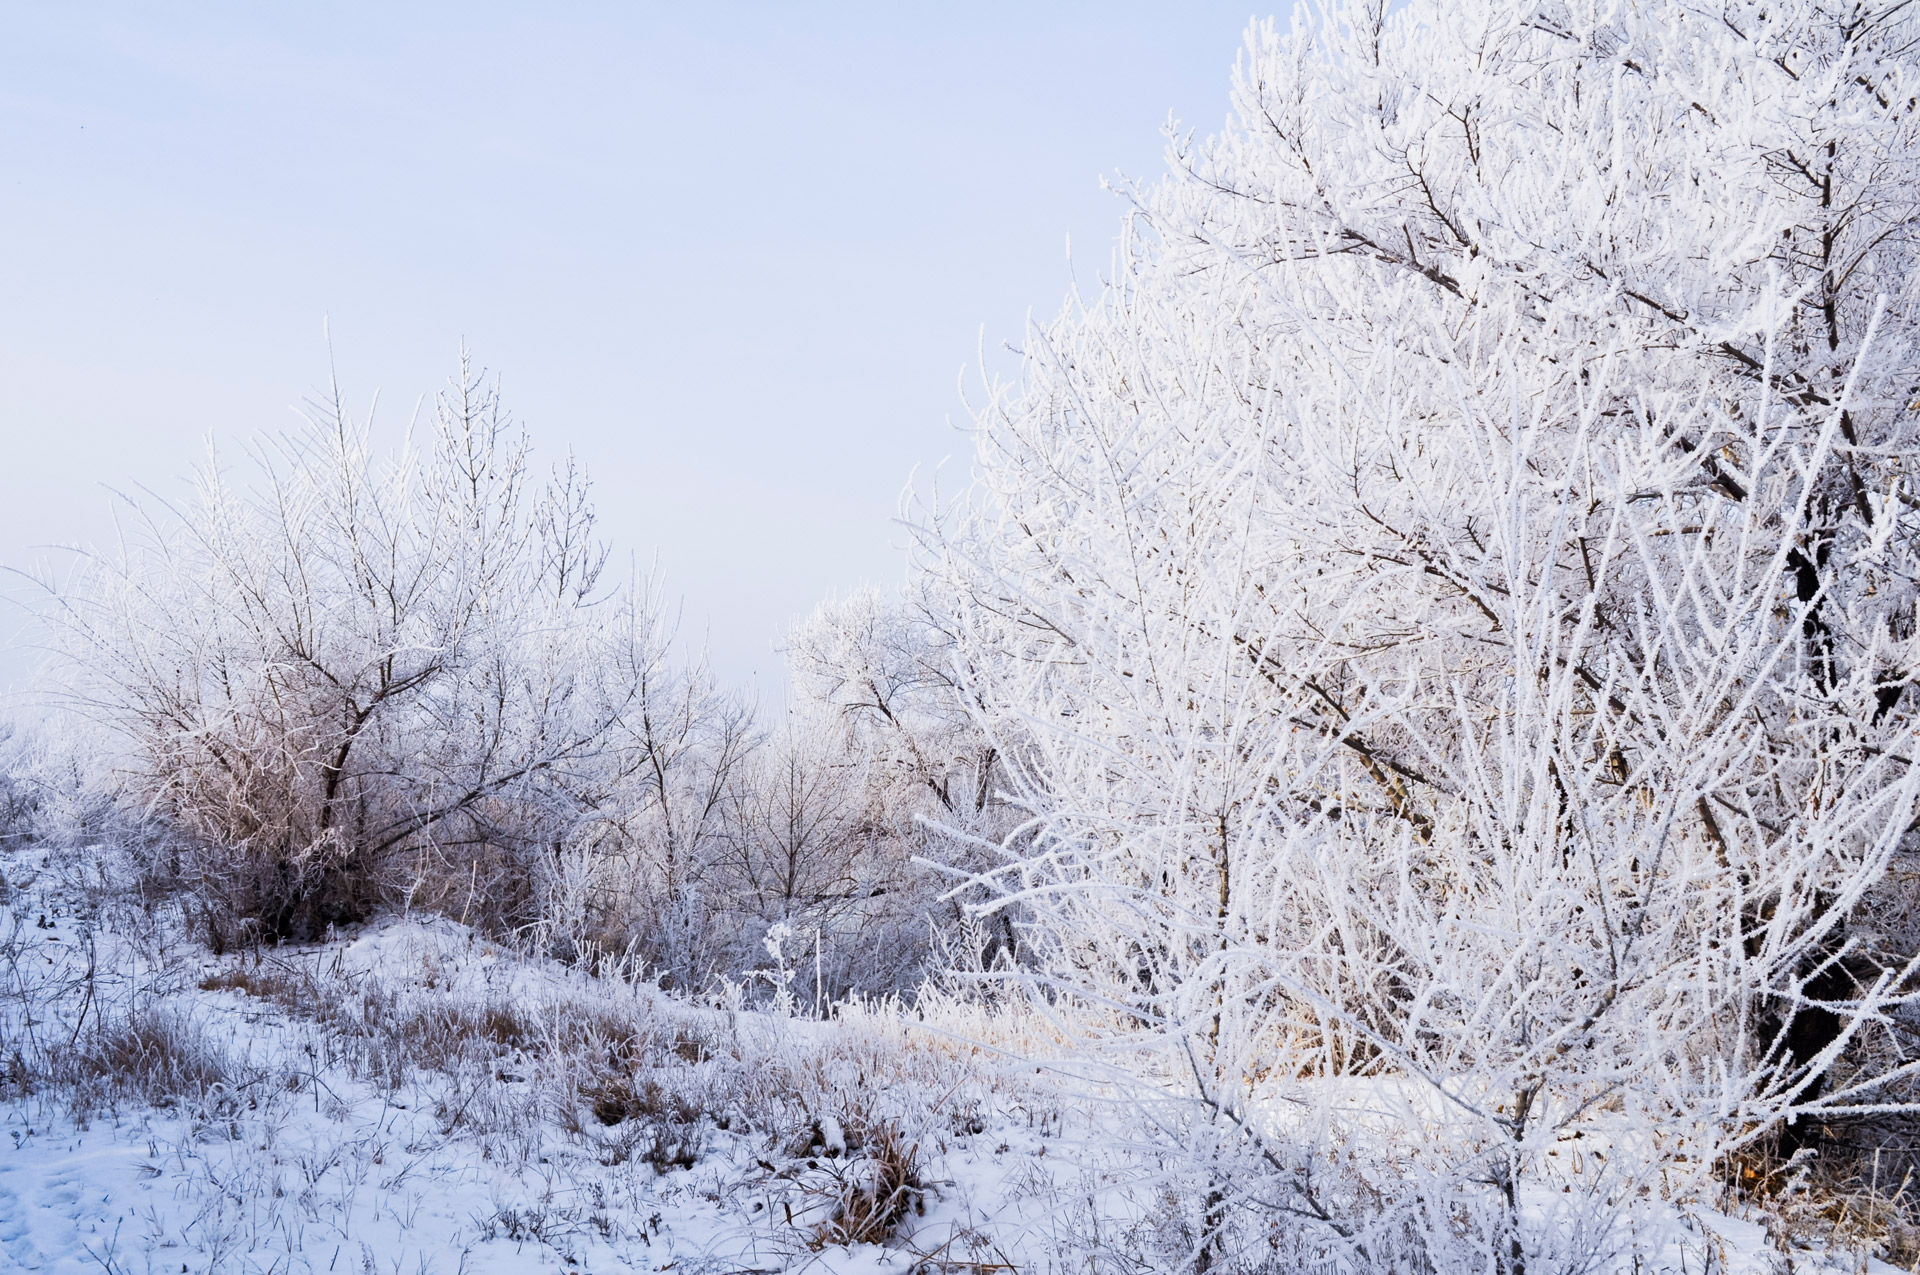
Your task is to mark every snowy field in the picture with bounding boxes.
[0,842,1906,1274]
[0,843,1155,1274]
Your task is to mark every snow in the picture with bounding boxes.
[0,844,1906,1273]
[0,850,1065,1273]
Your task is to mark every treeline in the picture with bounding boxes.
[11,359,1013,999]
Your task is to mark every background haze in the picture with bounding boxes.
[0,2,1263,691]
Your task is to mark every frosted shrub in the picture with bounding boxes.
[33,355,676,946]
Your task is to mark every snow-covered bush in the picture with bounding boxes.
[918,0,1920,1269]
[0,718,114,847]
[0,716,171,911]
[32,356,677,947]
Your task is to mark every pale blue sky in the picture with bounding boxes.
[1,3,1267,690]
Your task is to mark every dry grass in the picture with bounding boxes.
[44,1003,243,1127]
[579,1071,702,1128]
[193,941,746,1158]
[200,953,582,1085]
[79,1005,231,1101]
[35,908,1020,1256]
[808,1115,926,1249]
[1717,1118,1920,1268]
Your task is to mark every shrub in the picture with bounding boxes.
[33,357,681,945]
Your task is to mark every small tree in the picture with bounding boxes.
[561,641,760,986]
[788,588,1001,821]
[786,590,1022,987]
[919,1,1920,1269]
[38,354,661,944]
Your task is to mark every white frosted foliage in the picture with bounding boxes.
[916,1,1920,1268]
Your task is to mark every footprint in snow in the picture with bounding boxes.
[0,1179,43,1267]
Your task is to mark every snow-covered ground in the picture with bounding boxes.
[0,845,1139,1274]
[0,843,1906,1274]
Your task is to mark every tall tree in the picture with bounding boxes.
[919,2,1920,1269]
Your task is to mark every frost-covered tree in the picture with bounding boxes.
[787,588,999,823]
[919,2,1920,1269]
[554,643,760,987]
[776,590,1019,993]
[36,356,665,945]
[528,590,1006,998]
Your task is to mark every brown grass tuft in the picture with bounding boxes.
[810,1117,925,1249]
[75,1005,232,1107]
